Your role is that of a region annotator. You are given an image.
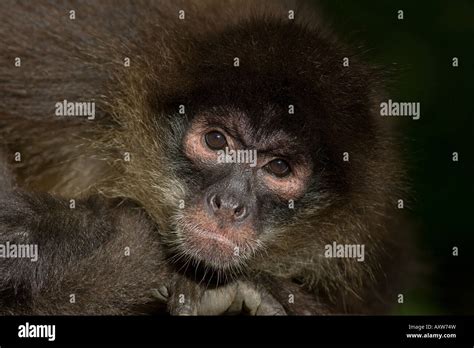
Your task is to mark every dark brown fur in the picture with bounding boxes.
[0,0,414,314]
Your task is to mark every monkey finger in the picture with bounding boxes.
[255,301,286,316]
[150,286,169,303]
[233,281,262,315]
[255,292,286,316]
[197,283,238,315]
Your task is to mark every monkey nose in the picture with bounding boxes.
[208,193,248,222]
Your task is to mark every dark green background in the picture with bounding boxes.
[314,0,474,314]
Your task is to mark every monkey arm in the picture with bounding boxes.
[0,183,174,314]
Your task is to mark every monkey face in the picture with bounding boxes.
[167,109,313,272]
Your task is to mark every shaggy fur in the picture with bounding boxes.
[0,0,414,314]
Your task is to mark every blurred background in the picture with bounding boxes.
[314,0,474,314]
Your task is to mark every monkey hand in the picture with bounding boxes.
[222,281,287,316]
[151,275,286,316]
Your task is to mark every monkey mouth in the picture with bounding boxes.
[190,226,237,249]
[181,223,242,267]
[174,211,257,270]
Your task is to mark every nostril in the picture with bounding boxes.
[210,194,221,211]
[234,205,246,219]
[208,193,247,220]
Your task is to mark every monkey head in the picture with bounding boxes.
[106,18,389,277]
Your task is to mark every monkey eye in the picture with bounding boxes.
[205,131,227,150]
[266,159,291,177]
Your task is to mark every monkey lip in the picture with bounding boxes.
[184,224,239,255]
[178,219,245,268]
[176,209,260,268]
[190,227,236,249]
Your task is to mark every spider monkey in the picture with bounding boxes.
[0,0,413,315]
